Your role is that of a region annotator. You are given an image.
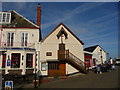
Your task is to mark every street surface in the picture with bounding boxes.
[39,66,119,88]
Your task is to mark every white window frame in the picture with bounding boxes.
[41,62,46,71]
[0,12,11,24]
[7,32,14,46]
[20,32,28,47]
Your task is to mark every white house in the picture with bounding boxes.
[84,45,107,67]
[39,23,88,77]
[0,4,41,75]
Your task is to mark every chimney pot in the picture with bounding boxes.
[36,4,41,28]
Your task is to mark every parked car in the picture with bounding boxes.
[116,58,120,66]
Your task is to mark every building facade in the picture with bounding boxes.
[84,45,107,67]
[0,5,41,75]
[39,23,87,77]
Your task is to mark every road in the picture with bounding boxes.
[39,66,119,88]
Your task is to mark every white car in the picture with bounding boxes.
[116,58,120,66]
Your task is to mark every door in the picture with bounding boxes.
[48,62,66,77]
[2,54,6,68]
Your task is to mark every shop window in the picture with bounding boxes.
[2,54,6,68]
[26,54,33,68]
[46,52,52,56]
[11,53,20,68]
[41,62,46,71]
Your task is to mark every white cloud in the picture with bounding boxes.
[42,3,105,30]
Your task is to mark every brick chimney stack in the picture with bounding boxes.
[37,4,41,28]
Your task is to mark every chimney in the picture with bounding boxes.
[37,4,41,28]
[37,4,42,41]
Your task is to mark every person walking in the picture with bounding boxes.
[96,64,102,74]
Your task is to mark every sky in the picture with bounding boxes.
[2,2,119,59]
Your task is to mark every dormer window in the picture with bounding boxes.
[0,12,11,24]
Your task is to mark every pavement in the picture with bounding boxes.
[38,66,119,88]
[4,66,119,89]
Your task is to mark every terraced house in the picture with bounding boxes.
[0,4,107,77]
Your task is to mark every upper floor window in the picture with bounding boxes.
[0,12,11,24]
[21,32,28,47]
[7,32,14,46]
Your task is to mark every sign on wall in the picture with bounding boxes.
[5,81,13,90]
[7,59,11,67]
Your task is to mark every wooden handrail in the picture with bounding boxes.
[65,50,89,70]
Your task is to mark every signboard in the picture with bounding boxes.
[5,81,13,90]
[7,59,11,67]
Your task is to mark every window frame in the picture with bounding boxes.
[26,54,33,68]
[46,52,52,56]
[20,32,28,47]
[41,62,47,71]
[7,32,14,46]
[0,12,11,24]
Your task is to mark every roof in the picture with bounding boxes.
[41,23,84,45]
[84,45,98,52]
[1,10,39,28]
[84,45,106,53]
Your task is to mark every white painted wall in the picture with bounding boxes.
[0,28,39,74]
[92,46,106,65]
[66,63,79,74]
[1,28,39,47]
[39,24,84,75]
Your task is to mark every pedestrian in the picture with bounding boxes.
[111,64,116,71]
[96,64,102,74]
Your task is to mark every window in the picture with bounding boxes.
[2,54,6,68]
[0,12,11,24]
[46,52,52,56]
[48,62,59,70]
[7,32,14,46]
[41,62,46,71]
[11,53,20,68]
[21,32,28,47]
[26,54,33,68]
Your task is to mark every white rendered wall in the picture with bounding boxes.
[39,24,84,75]
[92,46,106,64]
[66,63,79,75]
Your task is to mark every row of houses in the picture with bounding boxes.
[0,4,107,77]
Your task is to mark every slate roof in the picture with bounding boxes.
[84,45,106,53]
[84,45,98,53]
[1,10,39,28]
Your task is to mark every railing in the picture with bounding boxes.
[65,50,89,70]
[0,42,35,48]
